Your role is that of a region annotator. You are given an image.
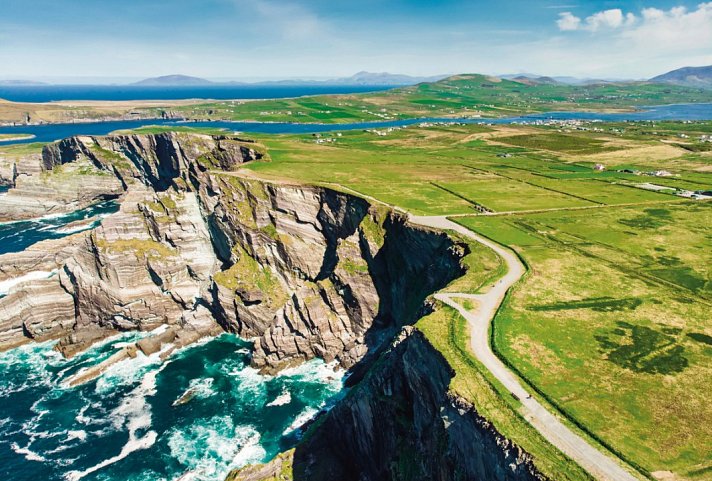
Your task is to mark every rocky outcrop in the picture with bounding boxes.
[283,327,545,481]
[0,133,465,374]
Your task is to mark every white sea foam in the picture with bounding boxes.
[0,270,56,296]
[66,430,87,442]
[63,430,157,481]
[11,442,47,462]
[64,367,161,481]
[276,359,344,387]
[166,418,265,480]
[93,350,162,395]
[282,407,320,436]
[266,388,292,407]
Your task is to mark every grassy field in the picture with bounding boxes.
[416,307,593,481]
[156,75,712,124]
[456,203,712,479]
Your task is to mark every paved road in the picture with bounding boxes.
[409,215,640,481]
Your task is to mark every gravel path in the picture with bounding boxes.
[409,215,640,481]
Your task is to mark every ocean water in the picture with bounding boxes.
[0,85,395,103]
[0,333,345,481]
[2,103,712,146]
[0,194,347,480]
[0,200,120,256]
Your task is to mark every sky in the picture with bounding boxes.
[1,0,711,82]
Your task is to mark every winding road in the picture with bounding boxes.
[409,215,640,481]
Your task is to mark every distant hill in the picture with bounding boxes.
[509,75,561,86]
[326,71,447,86]
[0,80,48,86]
[651,66,712,88]
[500,73,620,86]
[132,72,446,87]
[132,75,214,86]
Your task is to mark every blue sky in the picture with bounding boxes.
[1,0,711,81]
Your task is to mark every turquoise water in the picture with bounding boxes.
[0,333,344,481]
[0,200,120,256]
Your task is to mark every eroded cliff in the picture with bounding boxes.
[0,132,464,373]
[0,132,546,481]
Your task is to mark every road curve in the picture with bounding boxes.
[409,215,640,481]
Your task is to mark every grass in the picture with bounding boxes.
[0,133,34,141]
[213,245,288,308]
[416,307,593,481]
[455,203,712,478]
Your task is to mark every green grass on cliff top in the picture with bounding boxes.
[455,202,712,479]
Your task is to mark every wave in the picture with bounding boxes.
[11,442,48,462]
[64,366,162,481]
[266,388,292,407]
[282,407,320,436]
[166,418,265,481]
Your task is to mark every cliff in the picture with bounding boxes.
[0,132,464,373]
[229,327,546,481]
[0,132,547,480]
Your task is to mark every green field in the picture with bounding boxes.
[456,203,712,478]
[235,120,712,479]
[150,75,712,124]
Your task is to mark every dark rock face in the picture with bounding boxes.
[292,327,546,481]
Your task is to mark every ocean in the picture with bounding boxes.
[0,333,344,481]
[0,198,346,481]
[0,85,395,103]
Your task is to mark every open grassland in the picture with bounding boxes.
[160,75,712,124]
[456,203,712,479]
[242,122,706,215]
[416,307,593,481]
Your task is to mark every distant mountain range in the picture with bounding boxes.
[0,80,49,86]
[500,74,624,86]
[131,75,214,86]
[650,65,712,88]
[131,72,447,87]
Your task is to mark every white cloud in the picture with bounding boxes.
[557,12,581,31]
[623,3,712,52]
[557,8,636,31]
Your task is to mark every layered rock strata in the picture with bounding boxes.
[0,133,464,374]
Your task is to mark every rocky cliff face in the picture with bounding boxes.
[1,132,546,481]
[229,327,546,481]
[0,133,464,373]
